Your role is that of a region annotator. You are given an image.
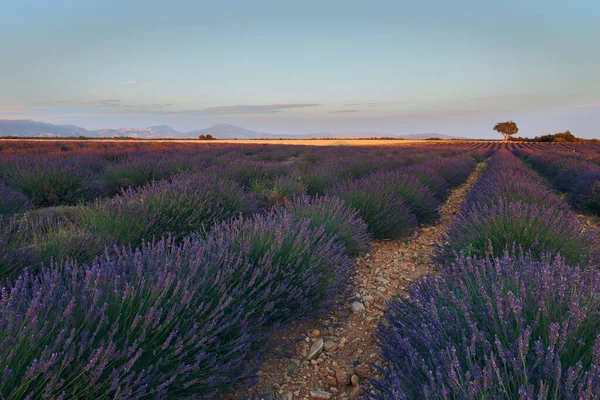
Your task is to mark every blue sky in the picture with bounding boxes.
[1,0,599,138]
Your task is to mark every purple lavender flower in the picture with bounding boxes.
[0,181,34,216]
[273,194,372,256]
[368,252,600,399]
[0,211,353,398]
[328,174,418,240]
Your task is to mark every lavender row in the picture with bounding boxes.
[371,150,600,398]
[328,155,477,240]
[0,173,257,280]
[0,210,362,398]
[0,142,489,212]
[515,148,600,215]
[0,151,479,280]
[369,252,600,399]
[437,150,598,265]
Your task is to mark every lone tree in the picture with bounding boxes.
[494,121,519,141]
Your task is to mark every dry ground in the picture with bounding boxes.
[224,162,486,400]
[577,213,600,233]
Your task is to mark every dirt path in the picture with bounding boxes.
[226,163,486,400]
[577,213,600,235]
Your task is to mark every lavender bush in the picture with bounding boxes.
[518,152,600,215]
[274,194,372,256]
[82,173,256,245]
[0,207,109,280]
[328,176,418,240]
[210,213,355,317]
[2,156,98,207]
[251,175,307,209]
[369,253,600,399]
[0,216,40,280]
[527,153,581,179]
[215,160,281,188]
[377,170,440,223]
[429,156,477,188]
[553,167,600,215]
[464,151,566,211]
[399,165,449,199]
[437,200,597,266]
[0,212,354,398]
[0,181,34,216]
[296,163,342,196]
[101,154,176,196]
[337,157,387,180]
[439,150,598,266]
[0,237,258,398]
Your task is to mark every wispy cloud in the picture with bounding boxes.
[343,102,384,107]
[67,99,173,110]
[121,80,137,86]
[96,99,122,106]
[331,109,358,114]
[171,103,321,116]
[122,103,174,109]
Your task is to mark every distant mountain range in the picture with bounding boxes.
[0,119,463,140]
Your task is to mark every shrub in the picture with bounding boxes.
[3,157,97,207]
[527,153,580,179]
[337,157,384,180]
[518,150,600,215]
[583,179,600,215]
[0,216,40,280]
[440,150,598,265]
[82,174,256,245]
[436,201,597,266]
[429,156,477,187]
[378,170,440,223]
[464,156,565,211]
[210,214,355,317]
[0,181,34,216]
[214,160,281,188]
[101,154,177,196]
[0,208,109,281]
[274,195,371,256]
[78,198,156,247]
[0,210,354,398]
[0,237,258,398]
[251,175,306,209]
[554,168,600,215]
[369,253,600,399]
[28,224,109,270]
[296,164,342,196]
[400,165,449,199]
[328,176,418,240]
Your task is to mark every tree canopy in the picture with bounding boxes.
[535,130,578,142]
[494,121,519,141]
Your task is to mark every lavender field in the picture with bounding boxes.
[1,140,600,399]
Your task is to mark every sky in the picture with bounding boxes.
[1,0,599,138]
